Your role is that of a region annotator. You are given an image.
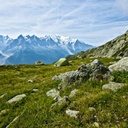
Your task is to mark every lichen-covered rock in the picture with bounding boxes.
[66,109,79,118]
[52,59,111,89]
[46,88,60,100]
[102,82,125,91]
[7,94,26,103]
[109,57,128,72]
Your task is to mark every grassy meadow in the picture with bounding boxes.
[0,58,128,128]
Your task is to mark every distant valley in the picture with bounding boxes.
[0,35,93,65]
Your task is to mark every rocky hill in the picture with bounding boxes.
[69,30,128,59]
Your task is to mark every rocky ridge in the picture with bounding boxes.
[68,30,128,59]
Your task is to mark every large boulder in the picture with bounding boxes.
[109,57,128,72]
[54,58,70,67]
[52,59,111,89]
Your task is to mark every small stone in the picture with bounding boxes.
[89,107,96,112]
[66,109,79,118]
[35,61,44,65]
[51,96,70,108]
[0,93,7,98]
[93,122,99,128]
[69,89,78,98]
[28,80,33,83]
[7,94,26,103]
[46,88,60,100]
[32,89,38,92]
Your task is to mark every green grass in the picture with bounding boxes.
[0,58,128,128]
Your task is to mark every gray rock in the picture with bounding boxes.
[66,109,79,118]
[54,58,70,67]
[102,82,125,91]
[69,89,78,98]
[89,107,96,112]
[7,94,26,103]
[109,57,128,72]
[46,88,60,100]
[32,89,39,92]
[52,70,79,89]
[51,96,70,108]
[35,61,44,65]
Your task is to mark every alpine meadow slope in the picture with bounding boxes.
[0,35,93,65]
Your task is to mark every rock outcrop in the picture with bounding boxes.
[109,57,128,72]
[52,59,111,89]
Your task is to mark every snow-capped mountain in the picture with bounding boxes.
[0,35,94,64]
[0,35,13,50]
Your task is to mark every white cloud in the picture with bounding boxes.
[114,0,128,14]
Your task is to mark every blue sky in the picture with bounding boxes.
[0,0,128,46]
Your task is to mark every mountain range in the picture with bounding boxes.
[0,35,93,64]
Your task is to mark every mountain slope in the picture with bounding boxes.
[0,35,93,64]
[72,30,128,59]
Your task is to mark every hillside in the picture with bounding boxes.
[0,35,93,64]
[0,57,128,128]
[69,30,128,59]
